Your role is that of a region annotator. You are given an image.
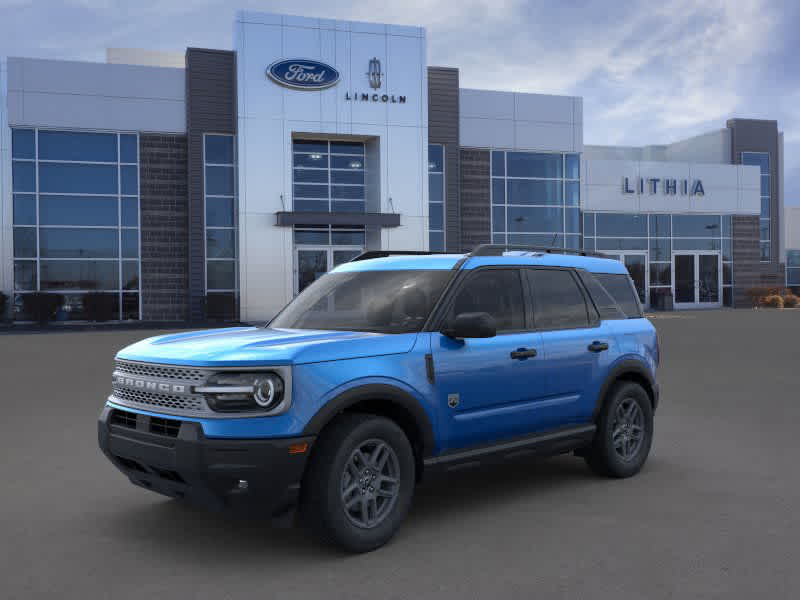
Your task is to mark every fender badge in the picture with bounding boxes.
[447,393,460,409]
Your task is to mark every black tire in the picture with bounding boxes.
[300,413,415,553]
[585,381,653,478]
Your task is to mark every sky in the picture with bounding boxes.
[2,0,798,204]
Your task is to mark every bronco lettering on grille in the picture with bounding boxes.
[113,375,187,394]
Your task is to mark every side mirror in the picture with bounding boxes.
[442,312,497,339]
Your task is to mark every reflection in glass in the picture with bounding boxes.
[40,228,118,258]
[40,260,119,290]
[39,163,118,194]
[206,229,236,258]
[40,195,118,226]
[207,260,236,290]
[38,131,117,162]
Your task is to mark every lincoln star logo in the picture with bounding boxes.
[367,57,382,89]
[113,375,187,394]
[267,59,340,90]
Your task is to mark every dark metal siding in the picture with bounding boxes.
[732,215,761,307]
[186,48,237,322]
[427,67,461,252]
[459,149,491,252]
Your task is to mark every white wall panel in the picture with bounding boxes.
[460,89,514,120]
[460,117,514,149]
[514,121,574,152]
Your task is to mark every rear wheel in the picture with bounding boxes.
[585,381,653,478]
[301,413,415,553]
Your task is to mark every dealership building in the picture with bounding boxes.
[0,11,795,323]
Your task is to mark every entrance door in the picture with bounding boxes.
[605,252,648,307]
[295,247,363,294]
[672,252,721,308]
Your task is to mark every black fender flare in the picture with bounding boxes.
[302,384,436,458]
[593,359,658,419]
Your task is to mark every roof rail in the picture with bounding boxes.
[349,250,445,262]
[469,244,610,259]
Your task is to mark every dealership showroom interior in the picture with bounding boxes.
[1,9,799,324]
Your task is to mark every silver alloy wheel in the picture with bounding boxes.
[340,438,401,529]
[611,397,645,461]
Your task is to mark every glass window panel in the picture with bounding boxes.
[205,166,235,196]
[595,213,647,237]
[507,152,562,178]
[760,242,770,261]
[331,201,365,213]
[206,197,234,227]
[451,269,525,332]
[507,206,563,233]
[294,183,329,199]
[206,229,236,258]
[507,179,562,206]
[584,236,595,251]
[121,198,139,227]
[205,135,234,164]
[330,155,362,170]
[673,238,721,251]
[565,207,580,233]
[492,206,505,233]
[723,287,732,307]
[650,263,671,286]
[760,175,770,196]
[121,165,138,195]
[492,179,505,205]
[207,260,236,290]
[508,233,564,247]
[294,229,330,245]
[787,268,800,285]
[12,129,35,159]
[672,214,721,237]
[331,230,366,245]
[331,185,364,200]
[12,161,36,192]
[294,153,329,168]
[492,233,506,244]
[565,181,579,206]
[787,251,800,268]
[13,194,36,225]
[649,238,671,261]
[429,231,444,252]
[491,151,505,177]
[122,261,139,290]
[761,197,770,218]
[428,144,444,172]
[741,152,769,174]
[330,141,364,155]
[294,199,329,212]
[122,229,139,258]
[40,260,119,290]
[596,238,647,251]
[293,140,328,154]
[565,154,580,179]
[723,263,732,285]
[759,219,770,240]
[528,269,588,329]
[428,173,444,204]
[40,195,118,226]
[583,213,595,236]
[39,163,118,194]
[122,293,140,320]
[721,215,732,237]
[429,202,444,231]
[565,234,581,250]
[649,214,671,237]
[14,261,37,291]
[14,227,37,258]
[293,168,329,184]
[120,134,138,163]
[332,170,365,185]
[40,228,118,258]
[38,131,118,162]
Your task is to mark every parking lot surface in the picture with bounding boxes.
[2,309,799,599]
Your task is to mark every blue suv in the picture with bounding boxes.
[98,245,660,552]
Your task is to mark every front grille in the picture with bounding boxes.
[110,409,138,429]
[114,360,208,383]
[150,416,181,437]
[111,385,208,415]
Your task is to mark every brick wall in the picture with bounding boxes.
[139,134,189,321]
[459,149,491,252]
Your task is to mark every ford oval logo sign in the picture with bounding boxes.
[267,59,340,90]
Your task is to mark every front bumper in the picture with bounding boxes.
[98,405,315,516]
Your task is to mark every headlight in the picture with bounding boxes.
[195,372,287,414]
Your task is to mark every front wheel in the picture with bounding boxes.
[301,413,415,553]
[585,381,653,478]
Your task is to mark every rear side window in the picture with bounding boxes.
[577,271,627,320]
[593,273,643,318]
[448,269,526,332]
[526,269,590,330]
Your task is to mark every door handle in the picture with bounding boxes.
[510,348,537,360]
[587,341,609,352]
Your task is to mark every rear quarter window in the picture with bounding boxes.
[592,273,643,318]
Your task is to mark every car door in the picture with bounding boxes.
[525,268,618,429]
[430,267,546,451]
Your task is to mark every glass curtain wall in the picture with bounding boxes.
[491,151,580,249]
[292,140,365,212]
[11,128,140,320]
[428,144,445,251]
[741,152,770,261]
[787,250,800,290]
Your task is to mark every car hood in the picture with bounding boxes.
[115,327,419,367]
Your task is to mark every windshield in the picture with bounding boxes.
[270,270,452,333]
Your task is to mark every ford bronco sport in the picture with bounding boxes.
[98,245,659,553]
